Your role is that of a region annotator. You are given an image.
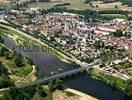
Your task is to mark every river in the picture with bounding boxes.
[3,36,131,100]
[3,37,75,78]
[65,75,131,100]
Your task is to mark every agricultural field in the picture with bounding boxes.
[91,1,132,11]
[100,14,127,19]
[28,0,132,11]
[28,0,92,10]
[0,3,14,9]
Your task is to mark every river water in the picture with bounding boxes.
[65,76,131,100]
[3,37,75,78]
[3,36,131,100]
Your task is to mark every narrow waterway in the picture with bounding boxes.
[2,36,131,100]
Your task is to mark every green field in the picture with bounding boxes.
[100,14,127,19]
[89,68,126,91]
[0,3,15,9]
[28,0,92,10]
[0,46,33,77]
[27,0,132,11]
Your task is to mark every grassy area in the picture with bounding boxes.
[28,1,59,9]
[27,0,132,11]
[28,0,92,10]
[12,63,33,77]
[16,37,30,46]
[0,3,14,9]
[100,14,127,19]
[60,0,92,10]
[91,1,132,11]
[32,86,52,100]
[65,91,76,96]
[89,68,126,91]
[0,45,33,77]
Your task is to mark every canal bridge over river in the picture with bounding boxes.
[19,64,93,88]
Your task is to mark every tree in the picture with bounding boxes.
[48,80,54,92]
[23,85,36,99]
[125,80,132,97]
[0,47,8,57]
[112,30,125,37]
[2,86,36,100]
[2,91,13,100]
[54,31,62,38]
[84,0,90,4]
[0,61,8,75]
[99,63,106,68]
[95,40,104,49]
[115,5,118,9]
[96,5,98,8]
[111,79,117,87]
[0,35,4,43]
[55,79,64,90]
[0,74,13,88]
[26,57,34,65]
[36,85,47,97]
[4,51,10,59]
[2,86,25,100]
[13,53,24,67]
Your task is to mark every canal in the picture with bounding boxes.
[3,36,131,100]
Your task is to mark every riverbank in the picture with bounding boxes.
[0,20,130,99]
[64,75,131,100]
[33,86,98,100]
[0,22,76,77]
[0,38,38,87]
[65,88,98,100]
[9,65,37,86]
[89,67,126,91]
[0,21,83,66]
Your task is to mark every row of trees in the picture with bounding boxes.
[0,34,4,43]
[125,80,132,97]
[111,30,127,37]
[84,0,90,4]
[2,85,47,100]
[20,4,129,17]
[0,46,25,67]
[0,36,14,88]
[0,61,8,75]
[12,51,34,67]
[13,52,25,67]
[39,7,131,21]
[0,45,34,67]
[2,79,64,100]
[48,79,64,92]
[0,61,14,88]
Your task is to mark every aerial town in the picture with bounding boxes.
[0,0,132,100]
